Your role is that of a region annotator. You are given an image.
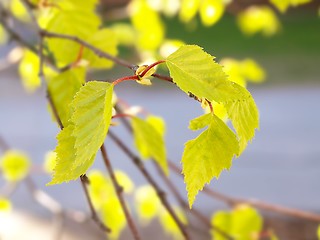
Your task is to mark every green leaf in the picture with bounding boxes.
[39,3,101,67]
[49,81,114,184]
[132,117,168,175]
[199,0,225,27]
[167,45,259,153]
[0,150,31,182]
[0,198,12,212]
[134,185,161,223]
[179,0,201,23]
[146,115,166,137]
[317,225,320,240]
[212,204,263,240]
[83,28,118,69]
[225,89,259,154]
[48,67,85,126]
[182,113,239,208]
[166,45,246,103]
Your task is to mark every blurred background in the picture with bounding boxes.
[0,0,320,239]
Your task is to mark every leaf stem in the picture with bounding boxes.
[139,60,166,78]
[112,75,139,86]
[100,144,141,240]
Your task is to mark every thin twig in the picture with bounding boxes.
[100,145,141,240]
[41,30,138,70]
[169,161,320,223]
[152,162,233,240]
[37,35,111,233]
[108,130,190,240]
[25,176,65,240]
[80,175,112,232]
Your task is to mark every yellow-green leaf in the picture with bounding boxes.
[146,115,166,137]
[212,204,263,240]
[0,198,12,212]
[43,151,57,174]
[83,28,118,69]
[0,150,31,182]
[114,170,135,194]
[48,67,85,126]
[40,2,101,67]
[179,0,201,23]
[270,0,311,13]
[49,81,114,184]
[132,117,168,175]
[237,6,280,37]
[317,225,320,240]
[182,113,239,208]
[199,0,225,27]
[18,50,41,92]
[159,206,187,240]
[101,197,126,239]
[166,45,247,103]
[134,185,161,223]
[224,89,259,153]
[129,0,165,50]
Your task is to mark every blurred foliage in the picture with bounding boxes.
[0,150,30,182]
[211,204,263,240]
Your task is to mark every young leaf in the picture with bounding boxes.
[39,3,101,67]
[0,150,31,182]
[83,28,118,69]
[134,185,161,223]
[0,198,12,212]
[49,81,114,184]
[48,67,85,126]
[224,88,259,154]
[182,113,239,208]
[199,0,225,27]
[211,204,263,240]
[132,116,168,175]
[166,45,246,103]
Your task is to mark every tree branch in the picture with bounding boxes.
[100,144,141,240]
[108,130,190,240]
[168,161,320,223]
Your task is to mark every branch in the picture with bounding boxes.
[168,161,320,223]
[40,30,138,70]
[100,145,141,240]
[152,162,233,240]
[80,175,111,232]
[108,130,190,240]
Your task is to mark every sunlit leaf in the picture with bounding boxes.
[317,225,320,240]
[110,23,136,47]
[101,197,126,239]
[224,89,259,153]
[39,1,101,67]
[0,198,12,212]
[115,170,135,194]
[132,117,168,175]
[83,28,118,69]
[49,81,114,184]
[88,170,113,209]
[130,0,165,50]
[18,50,41,92]
[166,45,247,103]
[182,113,239,207]
[159,39,185,58]
[179,0,201,23]
[212,204,263,240]
[43,151,57,174]
[134,185,161,223]
[237,6,280,36]
[146,115,166,137]
[0,150,31,182]
[48,67,85,126]
[199,0,225,27]
[9,0,29,21]
[270,0,311,13]
[220,58,265,87]
[159,206,187,240]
